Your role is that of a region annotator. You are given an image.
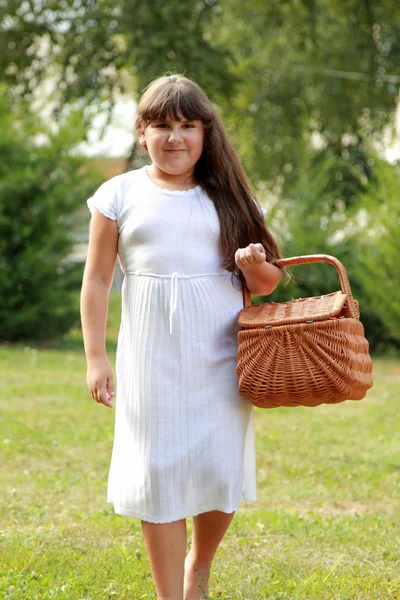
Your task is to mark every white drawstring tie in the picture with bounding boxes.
[123,270,230,335]
[169,272,179,335]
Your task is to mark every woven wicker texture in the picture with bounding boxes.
[236,254,373,408]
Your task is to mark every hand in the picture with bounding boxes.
[86,356,115,408]
[235,243,266,271]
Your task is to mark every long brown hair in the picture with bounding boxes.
[135,74,283,286]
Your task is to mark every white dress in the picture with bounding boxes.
[87,165,265,523]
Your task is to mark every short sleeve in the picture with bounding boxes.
[87,179,118,221]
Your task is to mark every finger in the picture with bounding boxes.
[244,246,255,264]
[235,248,243,264]
[90,387,100,403]
[236,247,255,268]
[88,382,97,403]
[103,395,113,408]
[106,379,115,407]
[94,388,102,404]
[235,248,245,268]
[240,248,253,267]
[99,385,113,408]
[250,242,265,254]
[107,376,115,397]
[249,243,266,262]
[93,384,106,406]
[235,248,245,267]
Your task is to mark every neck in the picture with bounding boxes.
[148,164,197,189]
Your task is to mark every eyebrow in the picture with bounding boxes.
[155,117,195,123]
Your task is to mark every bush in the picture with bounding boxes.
[353,157,400,347]
[260,148,399,352]
[0,86,98,343]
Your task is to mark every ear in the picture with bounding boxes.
[138,128,147,150]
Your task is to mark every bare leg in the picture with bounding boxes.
[141,518,187,600]
[184,510,235,600]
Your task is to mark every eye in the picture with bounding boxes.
[155,123,169,128]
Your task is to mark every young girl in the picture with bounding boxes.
[81,74,282,600]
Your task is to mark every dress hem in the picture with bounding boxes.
[108,497,257,523]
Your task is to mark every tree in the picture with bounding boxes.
[2,1,399,181]
[0,1,233,110]
[0,85,97,342]
[0,0,235,169]
[211,0,400,184]
[354,157,400,345]
[2,0,400,347]
[252,144,400,349]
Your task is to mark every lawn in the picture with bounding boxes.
[1,291,400,599]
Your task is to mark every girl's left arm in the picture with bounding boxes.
[235,243,282,296]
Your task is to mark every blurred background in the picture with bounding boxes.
[1,6,400,598]
[1,0,400,352]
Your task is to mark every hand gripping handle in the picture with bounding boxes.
[243,254,358,318]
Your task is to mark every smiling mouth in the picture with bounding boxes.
[165,149,186,152]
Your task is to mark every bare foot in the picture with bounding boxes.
[184,552,211,600]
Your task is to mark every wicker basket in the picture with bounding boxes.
[236,254,373,408]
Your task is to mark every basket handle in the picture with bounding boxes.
[243,254,358,317]
[276,254,353,296]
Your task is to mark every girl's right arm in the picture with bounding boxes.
[80,208,119,408]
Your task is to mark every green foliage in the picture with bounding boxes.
[216,0,400,182]
[0,0,234,110]
[2,1,399,177]
[121,0,234,94]
[1,0,399,186]
[1,1,400,347]
[259,148,399,350]
[354,157,400,343]
[0,86,97,342]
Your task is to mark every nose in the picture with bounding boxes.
[168,126,183,143]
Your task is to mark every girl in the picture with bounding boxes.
[81,74,282,600]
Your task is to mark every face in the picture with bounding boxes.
[138,115,205,182]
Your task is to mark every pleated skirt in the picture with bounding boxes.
[108,271,257,523]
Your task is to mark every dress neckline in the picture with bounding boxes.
[143,165,201,196]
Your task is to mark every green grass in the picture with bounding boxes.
[1,291,400,599]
